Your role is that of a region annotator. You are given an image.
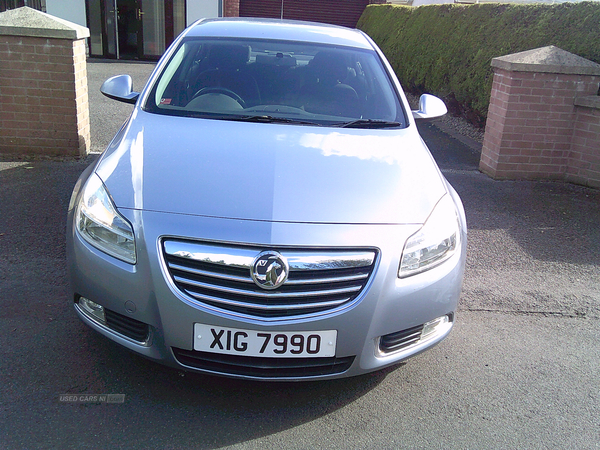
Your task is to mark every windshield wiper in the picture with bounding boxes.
[235,115,320,126]
[335,119,402,129]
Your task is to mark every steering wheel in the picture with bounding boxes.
[191,87,246,108]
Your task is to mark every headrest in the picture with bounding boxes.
[208,44,251,69]
[309,51,348,83]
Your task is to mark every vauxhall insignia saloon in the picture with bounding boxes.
[67,18,467,380]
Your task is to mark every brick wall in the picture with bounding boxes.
[223,0,240,17]
[0,9,90,157]
[567,98,600,188]
[480,47,600,189]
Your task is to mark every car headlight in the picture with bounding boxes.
[399,194,460,278]
[75,173,136,264]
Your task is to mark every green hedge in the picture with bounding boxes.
[357,2,600,125]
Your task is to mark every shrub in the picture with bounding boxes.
[357,2,600,126]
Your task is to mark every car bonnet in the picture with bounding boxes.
[96,111,447,225]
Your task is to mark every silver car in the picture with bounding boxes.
[67,18,466,380]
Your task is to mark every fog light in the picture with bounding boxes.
[421,315,451,341]
[78,297,106,324]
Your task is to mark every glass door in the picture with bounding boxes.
[141,0,165,59]
[87,0,104,56]
[117,0,143,59]
[87,0,168,60]
[105,0,117,57]
[86,0,119,58]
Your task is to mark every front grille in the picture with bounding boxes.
[172,348,355,378]
[105,309,150,343]
[379,325,424,354]
[162,240,377,319]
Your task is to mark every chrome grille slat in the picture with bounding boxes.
[169,263,369,286]
[163,240,377,319]
[173,275,363,299]
[169,262,254,284]
[186,291,353,310]
[285,273,369,285]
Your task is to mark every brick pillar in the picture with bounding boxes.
[223,0,240,17]
[567,97,600,188]
[0,7,90,157]
[480,46,600,181]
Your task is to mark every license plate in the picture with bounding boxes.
[193,324,337,358]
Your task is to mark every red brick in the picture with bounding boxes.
[507,86,532,96]
[21,69,57,81]
[491,92,510,106]
[551,142,572,152]
[519,95,545,104]
[3,120,30,130]
[0,118,16,130]
[4,103,28,114]
[547,95,573,105]
[574,129,599,142]
[24,88,51,99]
[53,105,78,116]
[46,60,76,72]
[520,79,543,88]
[527,103,552,113]
[547,119,572,130]
[530,88,554,97]
[44,71,76,83]
[223,0,240,16]
[587,123,600,135]
[509,78,522,87]
[508,102,531,112]
[526,115,559,126]
[505,154,531,164]
[11,43,36,54]
[36,43,71,56]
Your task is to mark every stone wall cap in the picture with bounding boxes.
[491,46,600,76]
[574,95,600,110]
[0,6,89,40]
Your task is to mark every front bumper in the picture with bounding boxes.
[67,203,466,381]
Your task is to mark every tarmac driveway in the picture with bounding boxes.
[0,61,599,449]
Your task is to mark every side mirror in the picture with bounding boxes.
[412,94,447,121]
[100,75,140,105]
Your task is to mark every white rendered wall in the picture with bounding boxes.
[46,0,87,28]
[187,0,221,26]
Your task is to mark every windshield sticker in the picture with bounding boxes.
[160,98,172,105]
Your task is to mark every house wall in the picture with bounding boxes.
[46,0,86,27]
[187,0,221,25]
[238,0,378,28]
[45,0,221,30]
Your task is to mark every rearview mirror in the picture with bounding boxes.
[412,94,447,121]
[100,75,140,105]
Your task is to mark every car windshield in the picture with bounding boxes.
[144,37,407,128]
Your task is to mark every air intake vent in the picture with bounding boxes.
[172,348,355,378]
[379,325,424,354]
[105,309,150,343]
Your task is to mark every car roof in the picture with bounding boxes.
[184,18,374,50]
